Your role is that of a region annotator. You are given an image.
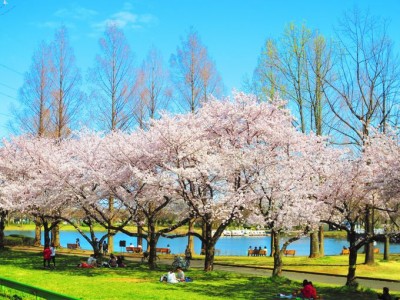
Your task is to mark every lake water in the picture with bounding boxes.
[6,230,400,256]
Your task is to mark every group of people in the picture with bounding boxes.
[248,246,267,256]
[94,238,108,255]
[77,253,125,268]
[160,267,188,283]
[42,243,56,269]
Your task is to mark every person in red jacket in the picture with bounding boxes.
[43,245,52,269]
[300,280,317,299]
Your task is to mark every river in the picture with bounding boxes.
[6,230,400,256]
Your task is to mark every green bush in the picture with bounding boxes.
[5,235,34,246]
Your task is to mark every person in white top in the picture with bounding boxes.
[167,270,179,283]
[50,243,56,268]
[87,254,97,267]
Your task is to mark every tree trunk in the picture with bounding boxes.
[346,247,358,286]
[318,225,325,256]
[364,206,374,265]
[346,228,358,286]
[272,231,282,276]
[108,196,115,253]
[309,231,319,258]
[201,221,206,254]
[187,218,195,254]
[0,210,7,249]
[107,230,114,254]
[88,227,101,257]
[383,235,390,261]
[270,230,275,257]
[137,224,143,247]
[43,221,50,247]
[203,222,215,271]
[147,220,158,270]
[34,218,42,246]
[51,223,60,247]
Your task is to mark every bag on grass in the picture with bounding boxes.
[160,274,167,282]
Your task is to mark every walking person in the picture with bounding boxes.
[102,240,108,255]
[50,243,56,268]
[184,245,192,269]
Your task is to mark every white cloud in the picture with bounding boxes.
[91,9,157,32]
[54,6,98,20]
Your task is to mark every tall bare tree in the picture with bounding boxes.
[88,24,135,252]
[50,26,83,140]
[88,24,135,132]
[326,9,400,146]
[13,41,53,138]
[133,46,171,129]
[48,26,84,247]
[170,28,223,252]
[11,41,55,246]
[326,8,400,264]
[170,28,223,113]
[131,46,171,247]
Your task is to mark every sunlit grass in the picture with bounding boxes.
[1,249,395,300]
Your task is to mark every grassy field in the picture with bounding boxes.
[0,249,398,300]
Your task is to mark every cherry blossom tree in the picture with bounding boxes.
[248,116,332,276]
[0,136,67,247]
[362,129,400,261]
[99,129,193,269]
[154,92,326,271]
[317,132,400,286]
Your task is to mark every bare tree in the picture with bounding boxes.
[88,24,135,131]
[170,28,223,113]
[10,41,55,246]
[87,24,135,252]
[133,46,171,129]
[50,26,84,140]
[326,8,400,265]
[326,8,400,146]
[13,41,53,138]
[170,28,223,252]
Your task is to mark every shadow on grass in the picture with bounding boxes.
[0,249,167,278]
[175,275,379,300]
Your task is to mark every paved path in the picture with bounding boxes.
[158,258,400,292]
[213,263,400,292]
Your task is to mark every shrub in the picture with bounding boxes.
[5,235,34,246]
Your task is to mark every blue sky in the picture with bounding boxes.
[1,0,399,139]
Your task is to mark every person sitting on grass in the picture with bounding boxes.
[109,253,118,268]
[377,287,392,300]
[77,260,94,268]
[294,279,317,299]
[116,255,125,267]
[176,267,185,282]
[87,254,97,267]
[167,270,179,284]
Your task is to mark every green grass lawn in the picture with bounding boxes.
[0,249,397,300]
